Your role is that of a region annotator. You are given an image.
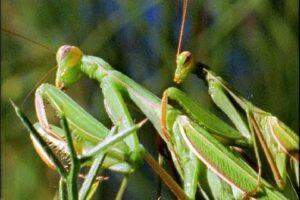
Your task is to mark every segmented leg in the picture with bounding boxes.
[35,90,64,141]
[160,90,172,142]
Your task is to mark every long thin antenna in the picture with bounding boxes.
[1,27,57,106]
[2,27,55,53]
[176,0,188,56]
[22,65,57,107]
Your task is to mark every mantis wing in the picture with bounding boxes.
[176,115,288,200]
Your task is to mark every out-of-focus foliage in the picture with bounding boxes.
[1,0,298,199]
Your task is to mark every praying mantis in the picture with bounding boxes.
[13,42,295,199]
[4,0,298,199]
[161,0,299,197]
[161,0,299,198]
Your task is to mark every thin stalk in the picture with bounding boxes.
[156,154,164,199]
[81,119,147,161]
[250,114,284,188]
[115,175,129,200]
[59,178,66,200]
[11,100,67,178]
[143,152,188,200]
[60,114,80,200]
[79,154,106,200]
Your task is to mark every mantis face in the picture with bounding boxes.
[174,51,195,84]
[56,45,83,89]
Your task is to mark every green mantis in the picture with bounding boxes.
[171,27,299,191]
[165,1,299,194]
[13,40,295,199]
[13,98,150,199]
[160,0,298,198]
[6,1,298,199]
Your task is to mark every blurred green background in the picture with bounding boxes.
[1,0,298,199]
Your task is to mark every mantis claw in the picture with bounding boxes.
[241,170,262,200]
[35,90,64,140]
[160,90,172,142]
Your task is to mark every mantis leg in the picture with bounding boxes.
[205,70,299,189]
[35,84,108,142]
[32,83,189,199]
[250,112,285,189]
[101,77,144,163]
[96,75,197,199]
[209,74,285,189]
[14,100,149,199]
[33,83,136,173]
[176,115,288,200]
[79,154,106,200]
[160,87,251,198]
[159,86,289,198]
[53,46,293,199]
[101,77,192,199]
[206,69,299,160]
[172,118,202,198]
[161,90,172,142]
[161,87,250,147]
[35,88,64,141]
[206,78,263,193]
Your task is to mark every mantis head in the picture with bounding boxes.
[56,45,83,89]
[174,51,195,84]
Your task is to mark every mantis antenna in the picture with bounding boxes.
[1,27,58,106]
[177,0,188,56]
[1,27,55,52]
[22,65,58,107]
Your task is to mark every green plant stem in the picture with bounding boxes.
[79,154,106,200]
[115,175,129,200]
[59,178,66,200]
[60,114,80,200]
[11,100,68,178]
[143,152,188,200]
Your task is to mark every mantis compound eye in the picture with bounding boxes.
[183,51,192,65]
[55,45,83,89]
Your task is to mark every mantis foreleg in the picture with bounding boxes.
[205,69,298,189]
[177,115,288,200]
[32,82,189,199]
[13,101,149,199]
[101,76,144,163]
[172,43,298,191]
[53,45,290,199]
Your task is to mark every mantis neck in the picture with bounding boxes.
[80,55,113,82]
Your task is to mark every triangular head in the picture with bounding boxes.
[173,51,209,84]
